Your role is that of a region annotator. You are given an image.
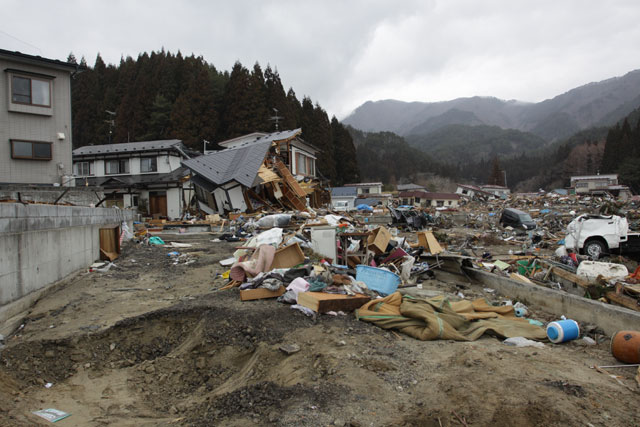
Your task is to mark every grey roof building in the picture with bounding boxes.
[182,139,272,188]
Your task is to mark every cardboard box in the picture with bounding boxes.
[240,286,286,301]
[417,231,443,254]
[367,226,391,254]
[270,243,305,269]
[297,292,371,313]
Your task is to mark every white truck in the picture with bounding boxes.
[564,214,640,259]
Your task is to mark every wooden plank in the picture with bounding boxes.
[279,182,307,211]
[240,286,285,301]
[605,291,640,312]
[297,292,371,313]
[275,160,307,198]
[551,267,590,289]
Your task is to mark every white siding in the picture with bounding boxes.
[166,187,182,219]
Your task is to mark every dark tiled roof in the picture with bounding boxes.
[331,186,358,197]
[73,140,183,155]
[182,140,271,187]
[399,191,430,198]
[0,48,82,70]
[182,129,303,188]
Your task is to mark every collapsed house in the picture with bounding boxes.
[183,129,329,214]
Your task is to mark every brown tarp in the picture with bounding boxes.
[356,292,547,341]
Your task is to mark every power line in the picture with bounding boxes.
[0,30,43,54]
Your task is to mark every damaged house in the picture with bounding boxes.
[183,129,328,214]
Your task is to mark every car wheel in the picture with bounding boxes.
[584,240,606,259]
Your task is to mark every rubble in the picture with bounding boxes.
[3,186,640,425]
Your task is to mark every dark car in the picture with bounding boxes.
[499,208,536,230]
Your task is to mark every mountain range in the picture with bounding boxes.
[343,69,640,142]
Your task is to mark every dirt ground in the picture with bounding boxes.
[1,232,639,426]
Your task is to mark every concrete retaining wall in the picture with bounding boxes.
[465,267,640,336]
[0,185,104,206]
[0,203,134,307]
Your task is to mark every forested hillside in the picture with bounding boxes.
[69,50,359,185]
[405,124,547,164]
[600,107,640,193]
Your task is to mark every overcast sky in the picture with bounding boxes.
[2,0,640,118]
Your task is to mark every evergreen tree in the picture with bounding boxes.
[331,117,359,185]
[67,52,77,64]
[220,62,268,138]
[487,157,505,186]
[170,69,218,151]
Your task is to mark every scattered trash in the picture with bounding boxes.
[547,319,580,343]
[279,343,301,355]
[148,236,165,245]
[32,408,71,422]
[503,337,546,348]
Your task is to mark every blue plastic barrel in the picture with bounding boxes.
[546,319,580,343]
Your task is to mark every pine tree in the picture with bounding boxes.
[488,157,505,186]
[331,117,359,185]
[170,69,218,151]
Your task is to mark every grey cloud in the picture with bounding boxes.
[2,0,639,119]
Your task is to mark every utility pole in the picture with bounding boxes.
[105,110,115,144]
[270,108,283,130]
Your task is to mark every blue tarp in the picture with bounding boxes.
[356,204,373,211]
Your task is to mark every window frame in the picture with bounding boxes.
[11,74,52,108]
[140,156,157,173]
[105,159,130,175]
[75,161,93,176]
[10,139,52,160]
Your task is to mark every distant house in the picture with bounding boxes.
[344,182,383,196]
[72,139,191,219]
[570,174,632,199]
[397,183,428,192]
[479,185,510,198]
[183,129,323,214]
[399,191,460,209]
[455,184,496,200]
[1,49,80,185]
[330,186,357,210]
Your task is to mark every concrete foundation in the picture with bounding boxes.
[465,267,640,336]
[0,203,134,308]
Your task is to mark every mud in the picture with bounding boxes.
[1,235,638,426]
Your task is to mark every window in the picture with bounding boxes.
[296,153,307,175]
[105,159,129,175]
[361,188,370,194]
[436,200,444,207]
[295,152,315,176]
[75,161,93,176]
[140,157,157,173]
[11,75,51,107]
[10,140,52,160]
